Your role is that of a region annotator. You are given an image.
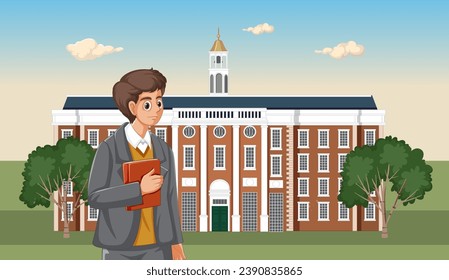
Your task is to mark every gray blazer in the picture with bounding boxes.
[88,123,183,250]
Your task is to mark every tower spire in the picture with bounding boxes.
[217,27,220,39]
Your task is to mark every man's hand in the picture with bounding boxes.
[140,168,163,195]
[172,243,186,260]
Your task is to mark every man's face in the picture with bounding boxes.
[128,90,164,127]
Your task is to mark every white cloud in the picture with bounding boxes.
[242,23,274,35]
[315,41,365,59]
[66,38,123,61]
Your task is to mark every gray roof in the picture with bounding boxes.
[63,96,378,110]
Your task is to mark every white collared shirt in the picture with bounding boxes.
[125,123,153,154]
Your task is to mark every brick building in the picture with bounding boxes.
[52,31,385,232]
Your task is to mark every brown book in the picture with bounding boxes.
[122,159,161,211]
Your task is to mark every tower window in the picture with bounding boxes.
[217,56,221,64]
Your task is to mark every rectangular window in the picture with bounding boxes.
[88,205,99,221]
[244,146,256,170]
[338,202,350,221]
[183,146,195,170]
[62,181,73,197]
[298,178,309,197]
[365,202,376,221]
[61,129,73,139]
[269,193,284,232]
[318,178,329,197]
[338,129,349,148]
[156,128,167,142]
[339,153,347,172]
[88,129,99,148]
[271,155,282,177]
[242,192,258,231]
[365,129,376,146]
[214,146,225,170]
[318,154,329,172]
[271,128,282,150]
[298,202,309,221]
[318,129,329,148]
[298,129,309,148]
[298,154,309,172]
[318,202,329,221]
[61,202,73,221]
[338,178,343,193]
[107,129,116,137]
[182,192,197,231]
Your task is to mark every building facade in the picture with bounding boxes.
[52,31,385,232]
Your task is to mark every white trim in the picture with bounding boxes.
[232,125,241,232]
[244,145,256,171]
[270,154,282,177]
[183,126,196,138]
[338,153,347,173]
[318,202,330,221]
[155,127,167,142]
[364,129,376,146]
[61,202,73,221]
[242,178,257,187]
[61,129,73,139]
[213,126,226,138]
[338,129,350,148]
[338,178,343,194]
[298,129,309,148]
[200,125,208,232]
[172,125,179,193]
[338,202,350,221]
[297,202,309,221]
[213,145,226,170]
[318,153,329,173]
[298,153,309,173]
[183,145,195,171]
[269,180,284,189]
[270,127,282,150]
[181,177,197,187]
[318,178,329,197]
[62,181,73,197]
[87,205,99,221]
[364,202,376,221]
[107,129,116,137]
[80,201,85,231]
[297,178,309,197]
[87,129,99,148]
[318,129,329,148]
[243,125,256,138]
[53,191,58,231]
[260,125,269,232]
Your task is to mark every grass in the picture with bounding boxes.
[1,161,448,260]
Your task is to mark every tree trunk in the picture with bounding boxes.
[380,179,388,239]
[63,220,70,238]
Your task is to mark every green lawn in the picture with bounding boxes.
[1,161,448,260]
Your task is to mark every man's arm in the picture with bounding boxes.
[88,142,142,209]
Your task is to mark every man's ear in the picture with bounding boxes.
[128,101,137,116]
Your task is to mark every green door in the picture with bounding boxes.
[212,206,228,232]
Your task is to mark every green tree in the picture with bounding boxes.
[338,136,433,238]
[19,137,95,238]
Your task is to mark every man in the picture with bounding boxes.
[88,69,186,260]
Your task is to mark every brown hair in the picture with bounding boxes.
[112,68,167,123]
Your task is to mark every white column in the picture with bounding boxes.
[260,125,269,232]
[232,125,241,232]
[53,191,59,231]
[53,126,58,145]
[80,125,85,141]
[352,125,358,231]
[377,125,384,232]
[199,125,208,232]
[172,125,179,194]
[352,206,358,231]
[80,200,85,231]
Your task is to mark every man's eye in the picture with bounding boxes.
[157,100,163,108]
[143,101,151,111]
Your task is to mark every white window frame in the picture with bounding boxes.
[318,202,330,221]
[244,145,256,170]
[318,129,329,148]
[364,129,376,146]
[270,128,282,150]
[338,129,350,148]
[318,153,329,173]
[107,129,116,137]
[338,178,343,194]
[298,153,309,173]
[214,145,226,170]
[87,129,99,148]
[62,181,73,197]
[87,205,99,221]
[298,129,309,148]
[244,126,256,138]
[338,153,347,172]
[61,202,73,221]
[213,126,226,138]
[270,155,282,177]
[298,178,309,197]
[318,178,329,197]
[155,128,167,142]
[338,202,350,221]
[364,202,376,221]
[183,145,195,171]
[298,202,309,221]
[183,126,196,138]
[61,129,73,139]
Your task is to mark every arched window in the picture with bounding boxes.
[222,56,227,68]
[225,75,228,93]
[210,75,214,93]
[216,74,222,93]
[216,56,221,64]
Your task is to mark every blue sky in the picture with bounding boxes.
[0,0,448,159]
